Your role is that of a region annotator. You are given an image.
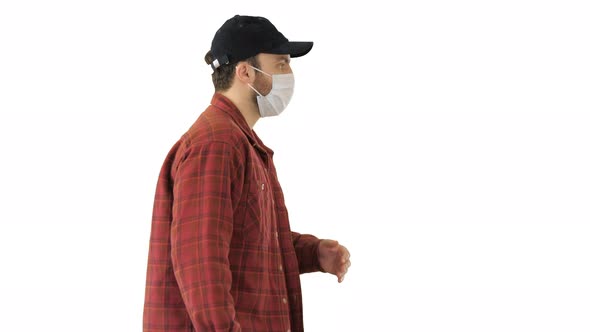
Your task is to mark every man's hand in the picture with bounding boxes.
[318,239,351,283]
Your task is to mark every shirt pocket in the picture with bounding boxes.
[243,167,273,246]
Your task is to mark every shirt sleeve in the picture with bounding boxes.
[291,231,324,274]
[171,141,242,331]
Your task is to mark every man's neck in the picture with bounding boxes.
[219,91,260,129]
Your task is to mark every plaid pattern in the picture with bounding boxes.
[143,93,322,332]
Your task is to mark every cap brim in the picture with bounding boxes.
[269,41,314,58]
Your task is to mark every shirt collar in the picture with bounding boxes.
[210,93,274,157]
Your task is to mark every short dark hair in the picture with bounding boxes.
[204,51,259,92]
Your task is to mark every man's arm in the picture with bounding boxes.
[292,232,352,282]
[291,232,323,274]
[171,141,242,331]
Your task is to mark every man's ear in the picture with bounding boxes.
[235,62,255,85]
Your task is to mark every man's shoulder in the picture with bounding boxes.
[179,106,249,155]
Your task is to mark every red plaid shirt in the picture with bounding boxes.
[143,93,322,332]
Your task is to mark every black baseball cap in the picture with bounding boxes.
[209,15,313,70]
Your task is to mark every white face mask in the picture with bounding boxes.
[248,66,295,117]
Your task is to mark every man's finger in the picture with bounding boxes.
[339,261,350,274]
[322,239,339,248]
[339,246,350,259]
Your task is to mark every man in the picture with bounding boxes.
[143,15,351,332]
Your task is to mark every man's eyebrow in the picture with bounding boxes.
[276,55,290,63]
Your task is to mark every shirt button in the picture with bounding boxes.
[278,264,283,271]
[282,298,288,304]
[275,232,279,238]
[287,330,291,332]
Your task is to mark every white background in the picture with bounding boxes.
[1,0,589,331]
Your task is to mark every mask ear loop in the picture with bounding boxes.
[235,66,266,97]
[249,65,272,77]
[245,65,271,97]
[248,83,263,97]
